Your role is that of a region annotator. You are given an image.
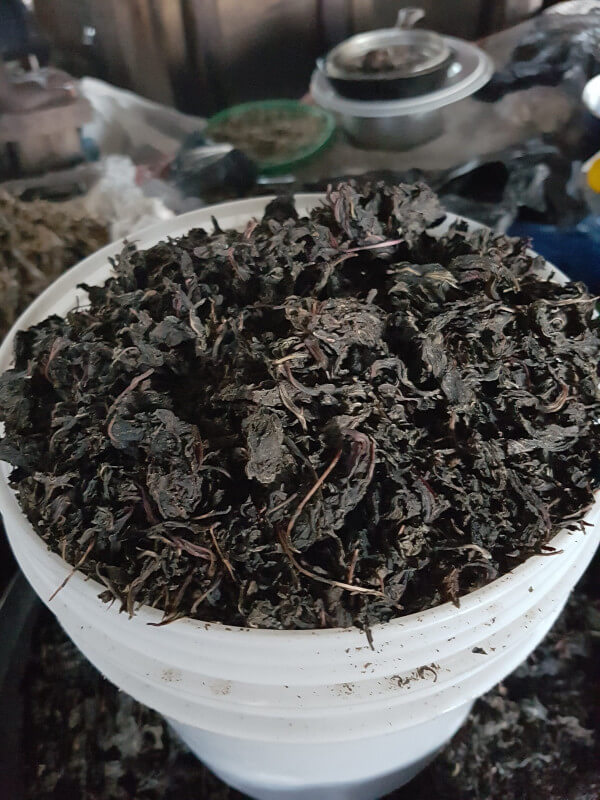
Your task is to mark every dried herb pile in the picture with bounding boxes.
[1,181,600,629]
[208,107,327,162]
[21,553,600,800]
[0,191,109,340]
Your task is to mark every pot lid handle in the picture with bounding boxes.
[396,7,426,29]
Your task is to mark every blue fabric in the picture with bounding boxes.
[508,219,600,293]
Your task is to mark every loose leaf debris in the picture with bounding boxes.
[0,191,109,340]
[1,181,600,629]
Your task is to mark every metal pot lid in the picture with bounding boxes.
[311,37,494,118]
[325,29,452,82]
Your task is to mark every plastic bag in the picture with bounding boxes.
[478,4,600,103]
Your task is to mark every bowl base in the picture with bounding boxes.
[167,700,473,800]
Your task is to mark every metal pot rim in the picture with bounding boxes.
[324,28,451,82]
[312,36,494,118]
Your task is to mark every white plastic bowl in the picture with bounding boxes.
[1,196,599,800]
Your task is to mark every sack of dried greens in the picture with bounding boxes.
[0,191,108,339]
[0,181,599,631]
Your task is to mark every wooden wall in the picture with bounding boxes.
[32,0,542,116]
[184,0,322,112]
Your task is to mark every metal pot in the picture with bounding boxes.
[321,8,453,101]
[311,36,494,151]
[336,107,444,150]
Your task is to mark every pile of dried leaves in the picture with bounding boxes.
[0,190,108,339]
[22,554,600,800]
[1,182,600,629]
[208,107,327,162]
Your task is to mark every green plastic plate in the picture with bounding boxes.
[204,99,336,175]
